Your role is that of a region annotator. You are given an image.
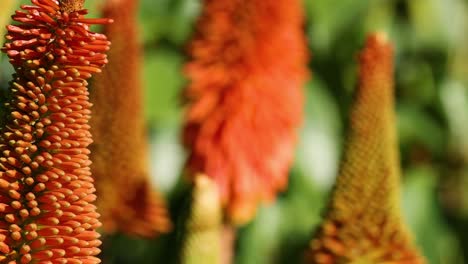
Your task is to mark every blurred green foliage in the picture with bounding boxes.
[2,0,468,263]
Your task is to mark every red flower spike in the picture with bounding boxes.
[183,0,309,225]
[0,0,111,263]
[90,0,172,237]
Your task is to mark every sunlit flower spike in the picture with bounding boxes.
[0,0,111,263]
[304,33,426,264]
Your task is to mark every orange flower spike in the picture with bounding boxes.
[183,0,308,225]
[90,0,171,237]
[0,0,111,263]
[305,33,425,264]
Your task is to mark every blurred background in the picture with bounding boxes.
[1,0,468,263]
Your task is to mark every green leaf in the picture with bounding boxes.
[143,48,185,128]
[402,166,464,264]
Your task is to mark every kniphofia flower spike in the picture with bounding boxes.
[181,174,223,264]
[90,0,172,237]
[0,0,17,45]
[0,0,111,263]
[183,0,308,225]
[305,33,425,264]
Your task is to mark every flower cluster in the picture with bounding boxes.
[90,0,171,237]
[183,0,309,225]
[305,33,425,264]
[0,0,110,263]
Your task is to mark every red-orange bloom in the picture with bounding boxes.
[183,0,308,224]
[0,0,110,263]
[90,0,171,237]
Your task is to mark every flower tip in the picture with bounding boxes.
[194,173,212,189]
[374,31,389,44]
[194,173,220,206]
[366,31,393,53]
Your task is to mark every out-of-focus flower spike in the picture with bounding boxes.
[0,0,17,45]
[0,0,111,263]
[304,32,426,264]
[90,0,172,237]
[181,174,223,264]
[183,0,309,225]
